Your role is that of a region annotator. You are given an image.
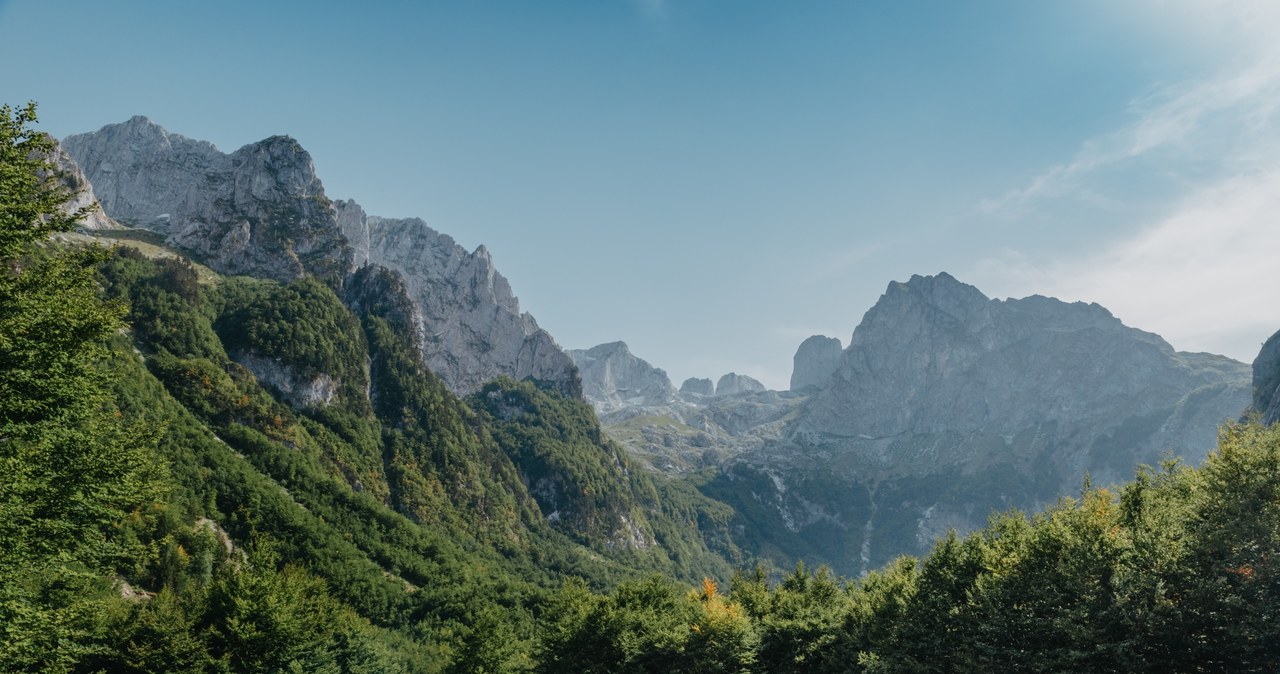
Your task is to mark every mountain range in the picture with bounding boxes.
[59,114,1272,582]
[570,273,1253,573]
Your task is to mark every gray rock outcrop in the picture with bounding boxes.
[62,117,579,396]
[1253,329,1280,425]
[60,116,220,231]
[789,335,843,391]
[50,144,114,230]
[567,342,678,415]
[235,353,340,409]
[715,372,766,397]
[62,116,350,283]
[680,377,715,397]
[338,204,578,396]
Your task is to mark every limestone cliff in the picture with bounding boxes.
[62,118,578,396]
[567,341,678,415]
[49,144,115,230]
[336,200,578,396]
[62,116,350,284]
[715,372,766,397]
[789,335,842,391]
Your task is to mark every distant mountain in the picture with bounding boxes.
[790,335,842,391]
[567,341,679,414]
[569,341,806,473]
[706,272,1251,574]
[680,377,715,397]
[61,117,578,396]
[716,372,766,397]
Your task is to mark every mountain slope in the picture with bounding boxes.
[707,272,1250,574]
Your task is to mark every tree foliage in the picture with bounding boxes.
[0,102,161,671]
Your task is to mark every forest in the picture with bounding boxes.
[3,102,1279,672]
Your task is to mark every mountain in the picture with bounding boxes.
[705,272,1251,574]
[567,341,808,472]
[61,116,578,396]
[15,146,747,670]
[680,377,715,397]
[336,200,577,395]
[716,372,766,397]
[567,341,679,415]
[62,117,350,283]
[790,335,842,391]
[54,118,752,569]
[796,273,1245,474]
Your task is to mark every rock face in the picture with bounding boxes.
[680,377,715,397]
[60,116,220,230]
[338,202,579,396]
[567,342,678,415]
[709,272,1252,575]
[62,116,350,284]
[1254,329,1280,425]
[789,335,842,391]
[235,353,340,409]
[797,273,1244,454]
[50,144,115,230]
[715,372,765,397]
[62,117,578,396]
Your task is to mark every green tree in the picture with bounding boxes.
[1172,423,1280,671]
[0,102,159,671]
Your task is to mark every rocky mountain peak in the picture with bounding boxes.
[63,118,580,397]
[61,117,221,231]
[894,271,987,310]
[680,377,715,397]
[63,118,348,283]
[797,272,1248,469]
[790,335,843,391]
[715,372,765,397]
[339,209,577,396]
[568,341,677,414]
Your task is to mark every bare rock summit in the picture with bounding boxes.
[62,117,577,396]
[789,335,842,391]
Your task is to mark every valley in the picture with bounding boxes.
[4,104,1279,671]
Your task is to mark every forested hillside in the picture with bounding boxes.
[4,103,1280,672]
[0,103,733,672]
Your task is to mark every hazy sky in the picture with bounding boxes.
[3,1,1278,388]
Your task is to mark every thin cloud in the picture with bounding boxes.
[972,168,1280,361]
[970,1,1280,361]
[978,64,1280,219]
[979,0,1280,220]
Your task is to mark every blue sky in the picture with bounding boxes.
[3,0,1278,388]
